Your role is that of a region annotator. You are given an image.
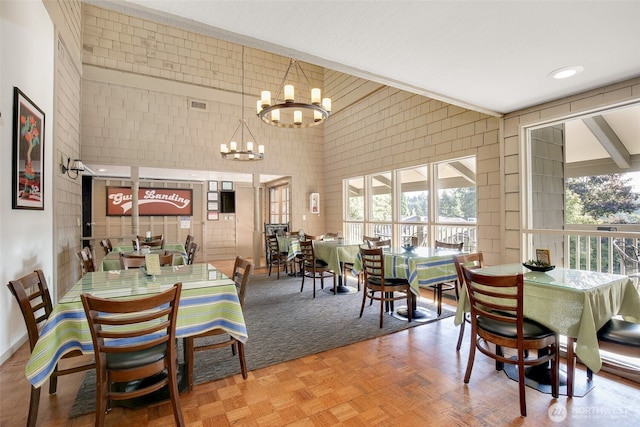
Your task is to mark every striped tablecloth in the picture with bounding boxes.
[353,247,460,295]
[277,236,301,262]
[25,263,247,388]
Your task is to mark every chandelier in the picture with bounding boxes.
[257,58,331,128]
[220,46,264,161]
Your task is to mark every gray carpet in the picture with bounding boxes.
[69,273,454,417]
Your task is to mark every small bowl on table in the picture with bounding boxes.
[402,245,415,252]
[522,263,555,272]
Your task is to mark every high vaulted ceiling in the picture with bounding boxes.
[94,0,640,116]
[85,1,640,181]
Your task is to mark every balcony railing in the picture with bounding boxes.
[524,226,640,279]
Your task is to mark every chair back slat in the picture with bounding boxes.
[436,240,464,251]
[7,270,53,351]
[461,267,523,326]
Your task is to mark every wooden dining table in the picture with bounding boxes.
[25,263,247,389]
[454,263,640,396]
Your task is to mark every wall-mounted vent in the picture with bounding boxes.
[189,99,208,111]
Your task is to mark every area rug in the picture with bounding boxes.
[70,273,454,417]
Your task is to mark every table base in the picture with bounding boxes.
[392,305,438,322]
[502,362,595,397]
[323,285,358,295]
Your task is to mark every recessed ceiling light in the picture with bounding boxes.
[98,168,107,172]
[548,66,584,80]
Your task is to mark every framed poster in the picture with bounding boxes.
[221,181,233,191]
[12,87,45,210]
[207,202,219,211]
[207,211,219,221]
[208,180,218,192]
[207,192,218,201]
[536,248,551,265]
[310,192,320,214]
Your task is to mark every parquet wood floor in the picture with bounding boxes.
[2,260,639,426]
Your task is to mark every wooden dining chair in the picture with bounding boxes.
[366,239,391,248]
[186,241,199,265]
[119,252,147,269]
[300,239,336,297]
[133,234,164,250]
[460,266,559,417]
[184,234,194,252]
[580,318,640,390]
[81,283,184,427]
[362,235,381,243]
[303,234,324,241]
[184,257,253,391]
[7,270,95,427]
[158,252,174,266]
[266,235,288,279]
[78,247,96,274]
[452,252,484,351]
[99,239,113,255]
[429,240,464,314]
[359,247,412,328]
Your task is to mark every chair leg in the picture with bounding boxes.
[49,364,59,394]
[566,337,575,398]
[517,348,527,417]
[456,316,467,351]
[166,356,185,426]
[551,342,560,398]
[237,341,248,380]
[379,296,385,328]
[27,385,40,427]
[96,375,108,427]
[359,287,367,318]
[463,327,477,383]
[185,337,195,392]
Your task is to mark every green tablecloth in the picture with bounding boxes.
[26,263,246,388]
[454,263,640,372]
[313,241,361,276]
[101,243,187,270]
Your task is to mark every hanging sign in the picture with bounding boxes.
[106,187,193,216]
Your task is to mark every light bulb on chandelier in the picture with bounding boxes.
[257,58,331,128]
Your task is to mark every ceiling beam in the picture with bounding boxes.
[446,161,476,184]
[582,116,631,169]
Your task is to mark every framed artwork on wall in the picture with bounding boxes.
[207,211,219,221]
[221,181,233,191]
[208,181,218,192]
[207,192,218,201]
[12,87,45,210]
[207,202,218,211]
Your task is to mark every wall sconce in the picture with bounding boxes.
[61,157,85,179]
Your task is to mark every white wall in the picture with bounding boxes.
[0,0,54,363]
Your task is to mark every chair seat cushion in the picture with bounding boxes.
[478,316,555,339]
[305,260,328,268]
[106,343,167,370]
[598,318,640,348]
[368,277,409,286]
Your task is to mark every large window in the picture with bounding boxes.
[344,157,476,249]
